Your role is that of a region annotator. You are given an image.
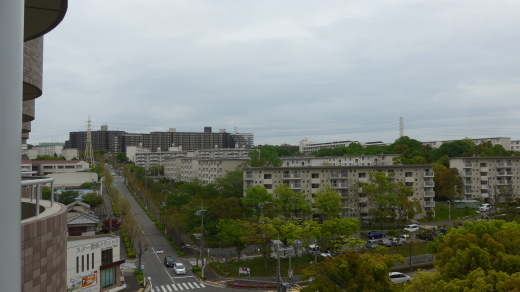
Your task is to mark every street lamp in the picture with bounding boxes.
[447,200,451,221]
[147,277,152,290]
[195,205,207,279]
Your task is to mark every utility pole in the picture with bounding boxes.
[195,204,207,279]
[85,117,94,166]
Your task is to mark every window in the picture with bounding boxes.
[312,173,319,178]
[264,174,272,179]
[359,173,366,178]
[101,248,113,265]
[92,253,94,269]
[101,268,116,288]
[76,257,79,273]
[82,255,84,272]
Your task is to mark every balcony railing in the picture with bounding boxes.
[424,201,435,207]
[423,172,434,177]
[424,181,435,187]
[424,191,435,197]
[497,162,513,167]
[464,172,472,176]
[330,173,348,178]
[291,183,302,189]
[464,163,472,167]
[497,171,513,176]
[21,176,55,218]
[331,183,348,189]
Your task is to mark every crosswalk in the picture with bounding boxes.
[151,282,205,291]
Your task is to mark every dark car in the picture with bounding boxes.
[368,231,386,239]
[416,232,434,241]
[164,256,175,267]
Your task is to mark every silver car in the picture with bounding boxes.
[174,263,186,275]
[389,272,412,283]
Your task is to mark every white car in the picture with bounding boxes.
[174,263,186,275]
[389,272,412,283]
[404,224,419,232]
[155,249,164,254]
[480,204,491,212]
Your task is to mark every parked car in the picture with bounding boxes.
[368,231,386,239]
[377,239,393,247]
[390,237,406,246]
[431,227,448,237]
[174,263,186,275]
[164,256,175,267]
[480,203,491,212]
[366,239,379,248]
[404,224,419,232]
[389,272,412,283]
[416,232,434,241]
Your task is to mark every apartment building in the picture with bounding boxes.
[66,126,254,153]
[280,155,400,167]
[198,158,247,184]
[243,165,435,219]
[180,158,199,182]
[450,156,520,201]
[299,138,361,155]
[511,140,520,151]
[423,137,511,150]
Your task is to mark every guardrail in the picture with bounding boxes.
[21,176,55,217]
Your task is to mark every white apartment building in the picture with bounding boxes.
[33,142,64,157]
[67,235,125,292]
[423,137,511,150]
[280,155,400,167]
[511,140,520,151]
[244,164,435,219]
[450,156,520,201]
[299,138,361,155]
[180,158,199,182]
[198,158,248,184]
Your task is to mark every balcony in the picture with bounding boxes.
[423,172,434,177]
[424,191,435,197]
[424,201,435,207]
[245,174,253,180]
[330,172,348,178]
[497,162,513,167]
[405,177,414,183]
[424,181,435,187]
[464,172,472,176]
[497,180,512,185]
[464,188,473,194]
[497,171,513,176]
[464,181,472,186]
[464,163,472,168]
[331,183,348,189]
[291,183,302,189]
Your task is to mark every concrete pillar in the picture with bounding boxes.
[0,0,24,291]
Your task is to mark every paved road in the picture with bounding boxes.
[112,174,268,292]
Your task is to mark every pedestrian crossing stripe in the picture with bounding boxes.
[153,282,206,292]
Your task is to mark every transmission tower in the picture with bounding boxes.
[399,116,404,138]
[85,117,95,166]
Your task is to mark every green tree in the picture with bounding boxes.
[216,219,251,262]
[116,152,128,163]
[214,170,243,198]
[246,148,282,167]
[274,184,311,218]
[301,252,402,292]
[241,185,274,218]
[81,192,104,207]
[433,165,463,201]
[314,185,342,221]
[55,190,80,205]
[265,217,302,250]
[320,218,360,253]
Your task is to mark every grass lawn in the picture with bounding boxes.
[424,205,478,222]
[208,255,316,278]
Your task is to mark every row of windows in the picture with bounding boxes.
[76,253,95,273]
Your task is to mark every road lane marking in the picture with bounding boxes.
[177,283,184,290]
[161,286,168,292]
[192,282,200,288]
[187,282,194,289]
[199,283,205,287]
[182,283,189,289]
[166,284,172,291]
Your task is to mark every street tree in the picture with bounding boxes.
[314,185,342,221]
[320,218,360,253]
[265,217,302,250]
[101,218,121,233]
[216,219,251,262]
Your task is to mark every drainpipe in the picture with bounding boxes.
[0,0,24,291]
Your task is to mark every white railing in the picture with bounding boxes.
[21,176,55,217]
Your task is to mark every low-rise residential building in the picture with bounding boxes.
[66,235,125,292]
[450,156,520,201]
[299,138,361,155]
[198,158,247,184]
[22,160,90,176]
[67,201,99,237]
[243,164,435,219]
[280,155,400,167]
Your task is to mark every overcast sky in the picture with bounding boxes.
[31,0,520,146]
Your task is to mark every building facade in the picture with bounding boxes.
[423,137,511,150]
[66,235,125,292]
[450,156,520,201]
[198,158,247,184]
[243,164,435,219]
